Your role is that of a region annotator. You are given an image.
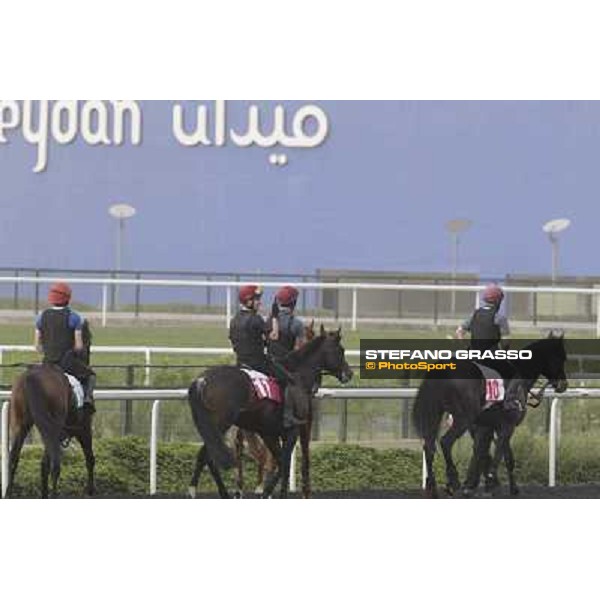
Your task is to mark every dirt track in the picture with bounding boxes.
[68,483,600,499]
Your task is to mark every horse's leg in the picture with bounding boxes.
[422,435,438,498]
[463,425,493,494]
[504,438,519,496]
[300,420,311,498]
[486,423,516,495]
[6,422,32,498]
[206,458,230,499]
[188,445,208,498]
[78,427,96,497]
[40,451,50,499]
[439,419,469,495]
[279,428,299,499]
[260,435,282,498]
[244,431,266,495]
[234,429,245,497]
[47,439,62,498]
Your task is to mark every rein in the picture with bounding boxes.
[527,379,550,408]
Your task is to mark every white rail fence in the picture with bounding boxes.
[2,275,600,332]
[0,387,595,498]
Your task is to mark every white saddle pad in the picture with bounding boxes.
[65,374,84,408]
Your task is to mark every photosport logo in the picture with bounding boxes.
[360,338,600,380]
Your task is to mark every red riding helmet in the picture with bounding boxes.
[275,285,299,307]
[48,282,72,306]
[483,283,504,304]
[238,285,263,304]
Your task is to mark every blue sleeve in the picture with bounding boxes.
[35,313,43,329]
[291,317,304,339]
[68,311,83,330]
[494,313,510,335]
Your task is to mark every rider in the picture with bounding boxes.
[455,283,509,352]
[228,285,304,429]
[34,282,96,412]
[267,285,309,427]
[267,286,305,360]
[229,285,270,373]
[456,284,523,409]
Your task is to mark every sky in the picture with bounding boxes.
[1,100,599,280]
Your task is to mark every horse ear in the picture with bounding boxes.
[320,323,326,337]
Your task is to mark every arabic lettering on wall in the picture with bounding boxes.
[0,100,330,173]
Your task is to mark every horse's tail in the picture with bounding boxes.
[23,370,65,445]
[188,379,234,470]
[412,377,444,441]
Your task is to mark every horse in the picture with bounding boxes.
[187,325,353,498]
[231,319,317,497]
[412,332,568,498]
[4,321,96,498]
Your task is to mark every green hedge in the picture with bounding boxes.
[6,434,600,498]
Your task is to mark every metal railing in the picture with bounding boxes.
[1,386,596,498]
[2,275,600,331]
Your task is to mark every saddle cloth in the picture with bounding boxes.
[242,369,283,404]
[473,363,505,405]
[64,373,85,409]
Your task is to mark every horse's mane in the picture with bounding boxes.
[282,335,326,370]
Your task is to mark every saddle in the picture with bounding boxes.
[241,369,283,404]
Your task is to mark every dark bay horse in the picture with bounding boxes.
[413,333,568,498]
[5,321,96,498]
[232,319,317,497]
[188,325,353,498]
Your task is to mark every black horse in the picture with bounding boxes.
[5,321,96,498]
[188,325,353,498]
[413,333,568,498]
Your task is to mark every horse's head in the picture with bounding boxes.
[318,324,353,384]
[535,330,568,393]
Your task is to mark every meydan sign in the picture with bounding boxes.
[0,100,330,173]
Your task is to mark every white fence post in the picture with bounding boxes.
[1,401,9,498]
[145,349,151,387]
[596,290,600,338]
[351,287,358,331]
[101,284,108,327]
[549,396,561,487]
[150,399,161,495]
[226,286,232,328]
[290,444,297,493]
[422,451,427,489]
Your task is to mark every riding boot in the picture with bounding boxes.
[283,386,306,429]
[82,374,96,414]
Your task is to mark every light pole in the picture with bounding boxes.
[109,203,136,308]
[445,219,472,315]
[542,218,570,317]
[542,218,570,284]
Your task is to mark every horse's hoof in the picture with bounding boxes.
[233,490,244,499]
[254,486,264,495]
[461,487,476,498]
[187,486,197,499]
[509,486,520,497]
[444,485,457,497]
[424,487,439,499]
